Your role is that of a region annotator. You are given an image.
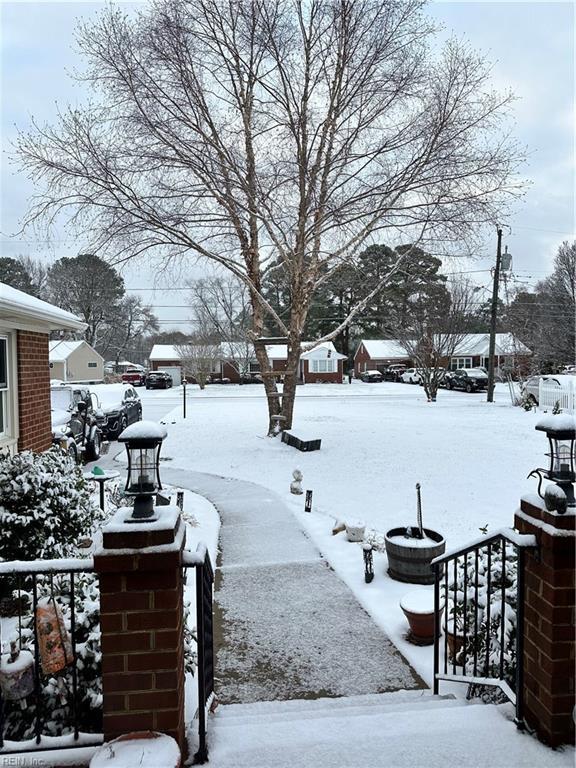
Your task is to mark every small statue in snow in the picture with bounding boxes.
[290,469,303,495]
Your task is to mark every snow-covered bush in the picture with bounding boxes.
[442,537,518,701]
[0,447,102,562]
[2,573,102,739]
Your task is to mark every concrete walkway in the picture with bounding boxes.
[162,468,424,704]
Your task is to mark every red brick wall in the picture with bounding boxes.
[354,344,370,377]
[17,330,52,452]
[151,359,182,372]
[515,498,575,747]
[302,360,343,383]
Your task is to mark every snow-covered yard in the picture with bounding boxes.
[157,380,541,549]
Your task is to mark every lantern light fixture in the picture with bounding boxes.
[529,414,576,512]
[118,421,167,521]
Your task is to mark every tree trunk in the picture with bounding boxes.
[281,342,303,431]
[254,343,282,435]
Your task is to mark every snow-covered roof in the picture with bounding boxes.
[357,333,531,360]
[150,341,345,362]
[451,333,531,356]
[357,340,409,360]
[149,344,181,361]
[266,341,346,360]
[0,282,86,332]
[49,339,102,362]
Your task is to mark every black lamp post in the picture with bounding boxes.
[118,421,167,521]
[530,416,576,511]
[363,542,374,583]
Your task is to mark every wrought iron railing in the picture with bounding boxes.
[183,545,215,765]
[0,558,103,755]
[432,529,537,726]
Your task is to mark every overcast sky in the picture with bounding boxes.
[1,0,574,329]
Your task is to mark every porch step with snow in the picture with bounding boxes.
[206,693,572,768]
[212,690,461,728]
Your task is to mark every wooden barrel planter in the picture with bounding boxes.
[385,527,445,585]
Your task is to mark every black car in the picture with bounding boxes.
[89,384,143,439]
[145,371,173,389]
[382,364,407,381]
[444,368,488,393]
[360,370,383,382]
[50,385,104,463]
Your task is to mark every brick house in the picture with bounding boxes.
[354,334,531,377]
[150,341,347,384]
[0,282,85,455]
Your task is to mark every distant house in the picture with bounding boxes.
[0,282,85,455]
[49,340,104,383]
[149,340,347,384]
[354,340,411,377]
[354,333,531,377]
[266,342,347,384]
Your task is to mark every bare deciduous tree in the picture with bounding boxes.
[16,0,524,432]
[188,275,254,379]
[177,336,221,390]
[395,281,478,401]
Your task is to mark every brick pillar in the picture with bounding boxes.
[94,505,187,755]
[515,496,575,747]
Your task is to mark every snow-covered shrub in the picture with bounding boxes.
[2,573,102,739]
[442,537,518,701]
[0,448,102,562]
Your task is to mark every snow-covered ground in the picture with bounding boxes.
[136,381,544,687]
[153,380,541,549]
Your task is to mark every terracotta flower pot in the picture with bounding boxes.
[400,590,442,646]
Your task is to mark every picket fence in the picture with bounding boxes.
[539,377,576,413]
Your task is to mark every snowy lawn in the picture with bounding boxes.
[152,381,546,687]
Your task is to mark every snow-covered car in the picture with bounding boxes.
[400,368,421,384]
[50,384,104,463]
[89,383,143,439]
[444,368,488,392]
[360,370,383,382]
[520,374,574,406]
[145,371,173,389]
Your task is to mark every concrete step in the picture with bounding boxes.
[212,691,462,729]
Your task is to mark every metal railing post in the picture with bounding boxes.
[515,547,526,729]
[194,562,208,764]
[433,564,440,695]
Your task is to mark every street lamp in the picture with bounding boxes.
[118,421,167,521]
[529,415,576,512]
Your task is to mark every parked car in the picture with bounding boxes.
[121,367,147,386]
[383,364,407,381]
[520,374,571,406]
[360,370,383,382]
[89,383,143,439]
[50,384,104,463]
[444,368,488,393]
[400,368,421,384]
[240,373,263,384]
[145,371,173,389]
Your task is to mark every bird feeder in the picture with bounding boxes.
[363,542,374,583]
[36,598,73,676]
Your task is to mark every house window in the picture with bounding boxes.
[0,338,9,437]
[88,362,97,368]
[311,359,336,373]
[450,357,472,370]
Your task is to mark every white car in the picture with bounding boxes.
[521,374,572,406]
[400,368,421,384]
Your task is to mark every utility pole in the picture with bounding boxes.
[487,227,503,403]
